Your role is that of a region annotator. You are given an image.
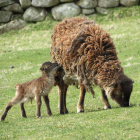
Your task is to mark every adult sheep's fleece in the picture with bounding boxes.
[51,17,122,89]
[51,17,133,113]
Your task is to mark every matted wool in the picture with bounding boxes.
[51,17,123,88]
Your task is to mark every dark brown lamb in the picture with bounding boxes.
[51,17,134,114]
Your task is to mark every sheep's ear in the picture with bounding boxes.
[108,82,117,87]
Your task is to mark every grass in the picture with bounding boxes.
[0,7,140,140]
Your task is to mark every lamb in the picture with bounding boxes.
[50,17,134,114]
[1,61,60,121]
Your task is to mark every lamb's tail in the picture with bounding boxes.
[15,83,20,91]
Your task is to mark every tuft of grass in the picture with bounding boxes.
[0,6,140,140]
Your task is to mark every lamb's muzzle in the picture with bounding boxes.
[1,61,60,121]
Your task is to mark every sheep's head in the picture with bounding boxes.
[106,73,134,107]
[40,61,60,76]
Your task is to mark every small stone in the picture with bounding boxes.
[98,107,100,109]
[10,66,14,68]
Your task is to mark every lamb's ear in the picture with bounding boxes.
[40,67,45,71]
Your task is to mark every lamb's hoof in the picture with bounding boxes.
[92,95,95,98]
[36,116,41,119]
[1,116,5,121]
[47,112,52,116]
[0,118,4,121]
[22,115,27,118]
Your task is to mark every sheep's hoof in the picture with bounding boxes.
[59,111,65,115]
[64,108,69,114]
[104,106,111,110]
[77,107,84,113]
[77,110,84,113]
[65,110,69,114]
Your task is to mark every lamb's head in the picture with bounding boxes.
[106,72,134,107]
[40,61,60,76]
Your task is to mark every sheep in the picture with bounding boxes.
[50,17,134,114]
[1,61,60,121]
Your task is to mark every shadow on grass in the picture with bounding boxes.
[2,103,136,121]
[82,103,137,114]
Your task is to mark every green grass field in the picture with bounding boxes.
[0,6,140,140]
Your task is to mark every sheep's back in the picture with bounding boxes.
[51,17,121,84]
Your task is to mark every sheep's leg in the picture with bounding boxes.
[77,83,86,113]
[64,84,68,114]
[36,95,42,118]
[58,83,64,114]
[1,95,22,121]
[43,95,52,116]
[58,81,68,114]
[20,103,27,118]
[101,89,111,109]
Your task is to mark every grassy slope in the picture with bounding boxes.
[0,7,140,140]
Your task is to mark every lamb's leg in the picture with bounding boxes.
[43,95,52,116]
[101,88,111,109]
[58,81,68,114]
[77,83,86,113]
[20,103,27,118]
[1,95,22,121]
[36,95,42,118]
[1,102,13,121]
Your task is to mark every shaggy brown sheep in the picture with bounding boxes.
[1,61,60,121]
[51,17,134,114]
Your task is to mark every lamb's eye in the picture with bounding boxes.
[47,65,51,69]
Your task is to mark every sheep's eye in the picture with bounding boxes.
[117,91,124,98]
